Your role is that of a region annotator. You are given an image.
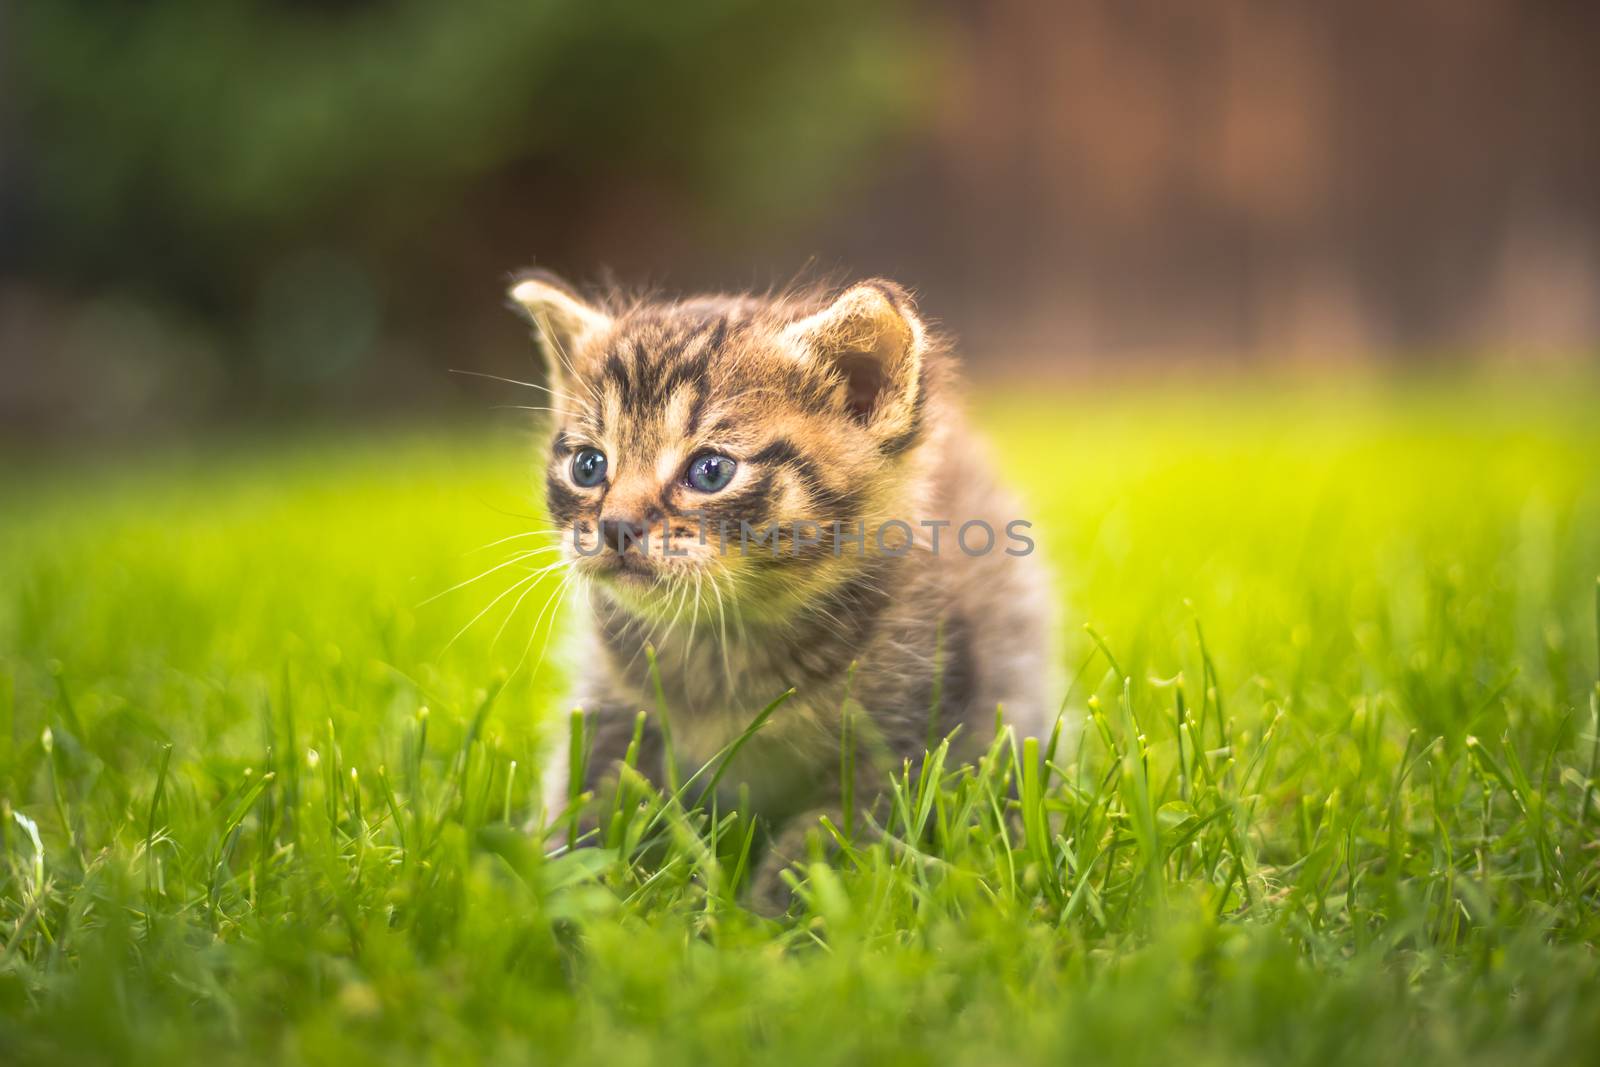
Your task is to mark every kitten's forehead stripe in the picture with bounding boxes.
[599,316,725,423]
[682,317,737,429]
[604,350,637,414]
[661,388,695,445]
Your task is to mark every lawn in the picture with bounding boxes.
[2,379,1599,1065]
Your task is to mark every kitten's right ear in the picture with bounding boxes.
[781,280,926,448]
[507,271,611,388]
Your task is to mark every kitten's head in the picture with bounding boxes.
[508,271,940,622]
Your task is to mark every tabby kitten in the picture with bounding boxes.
[509,271,1054,891]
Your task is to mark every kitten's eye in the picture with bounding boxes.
[685,453,736,493]
[571,447,608,488]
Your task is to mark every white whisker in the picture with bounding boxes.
[441,569,541,654]
[491,565,565,650]
[419,548,548,607]
[509,569,581,684]
[463,529,563,556]
[448,368,581,406]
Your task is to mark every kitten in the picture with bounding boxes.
[509,271,1055,897]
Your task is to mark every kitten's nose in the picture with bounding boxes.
[598,517,647,553]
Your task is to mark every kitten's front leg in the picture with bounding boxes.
[749,779,893,916]
[750,804,848,916]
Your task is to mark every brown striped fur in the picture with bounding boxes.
[508,271,1055,894]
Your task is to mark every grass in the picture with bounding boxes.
[2,378,1599,1065]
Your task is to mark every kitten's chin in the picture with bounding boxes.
[582,554,732,620]
[581,552,705,598]
[582,552,659,584]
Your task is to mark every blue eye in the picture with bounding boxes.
[686,453,736,493]
[571,447,607,488]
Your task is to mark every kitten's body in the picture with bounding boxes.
[573,402,1052,825]
[510,275,1054,875]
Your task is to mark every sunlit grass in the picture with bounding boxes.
[2,379,1599,1065]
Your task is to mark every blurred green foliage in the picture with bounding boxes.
[9,0,937,368]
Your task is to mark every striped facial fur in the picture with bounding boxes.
[512,272,934,625]
[509,270,1054,909]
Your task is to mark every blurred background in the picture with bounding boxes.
[3,0,1598,440]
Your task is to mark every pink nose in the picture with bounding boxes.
[598,517,647,553]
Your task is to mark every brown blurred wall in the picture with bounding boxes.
[545,0,1600,368]
[900,0,1600,365]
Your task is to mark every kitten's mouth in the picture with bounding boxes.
[588,552,659,582]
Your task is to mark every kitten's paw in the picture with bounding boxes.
[745,807,846,918]
[749,854,802,917]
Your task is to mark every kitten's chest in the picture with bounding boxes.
[632,623,843,725]
[589,606,855,813]
[641,646,845,814]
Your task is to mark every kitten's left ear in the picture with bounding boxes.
[507,270,612,392]
[782,280,926,450]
